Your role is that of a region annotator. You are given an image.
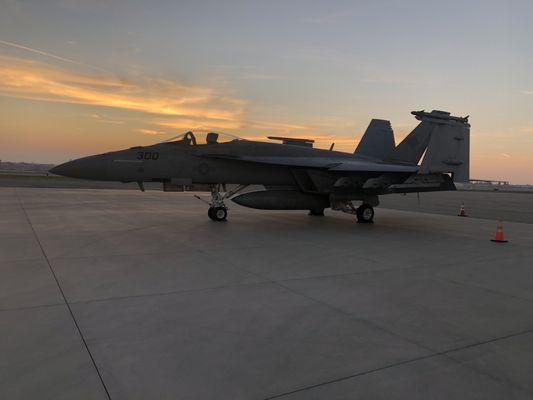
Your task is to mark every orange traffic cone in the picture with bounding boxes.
[491,220,508,243]
[458,203,468,217]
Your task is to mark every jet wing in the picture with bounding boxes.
[328,160,418,172]
[202,154,418,173]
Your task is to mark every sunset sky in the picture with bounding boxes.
[0,0,532,183]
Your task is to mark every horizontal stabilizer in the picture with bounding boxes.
[388,173,456,193]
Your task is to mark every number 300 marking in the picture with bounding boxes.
[137,152,159,160]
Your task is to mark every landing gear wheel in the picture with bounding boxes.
[356,204,374,223]
[308,208,325,216]
[209,206,227,222]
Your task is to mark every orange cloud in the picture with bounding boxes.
[90,113,125,124]
[0,54,360,150]
[138,128,166,135]
[154,117,243,131]
[0,55,247,124]
[0,53,362,153]
[245,119,313,132]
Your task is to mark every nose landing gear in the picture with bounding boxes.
[195,184,248,222]
[208,206,228,221]
[207,184,227,221]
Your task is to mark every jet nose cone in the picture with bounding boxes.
[50,155,109,180]
[49,163,70,176]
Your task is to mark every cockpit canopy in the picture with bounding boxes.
[162,131,242,146]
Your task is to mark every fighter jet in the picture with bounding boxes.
[51,110,470,223]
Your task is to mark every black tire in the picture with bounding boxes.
[356,204,374,223]
[208,207,216,220]
[211,206,227,222]
[308,208,325,216]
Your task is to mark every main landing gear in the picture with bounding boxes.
[308,208,325,216]
[331,200,375,223]
[356,204,374,223]
[195,184,248,222]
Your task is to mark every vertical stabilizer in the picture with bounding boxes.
[354,119,395,160]
[418,111,470,182]
[390,119,434,164]
[389,110,470,183]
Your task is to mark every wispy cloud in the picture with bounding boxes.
[0,42,359,150]
[154,117,243,131]
[0,55,352,145]
[90,113,124,124]
[521,90,533,95]
[0,39,111,74]
[138,128,166,135]
[0,56,247,126]
[245,120,313,132]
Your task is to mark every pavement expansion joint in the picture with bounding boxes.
[15,189,113,400]
[0,301,65,314]
[263,326,533,399]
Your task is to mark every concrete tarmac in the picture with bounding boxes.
[382,191,533,225]
[1,187,533,399]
